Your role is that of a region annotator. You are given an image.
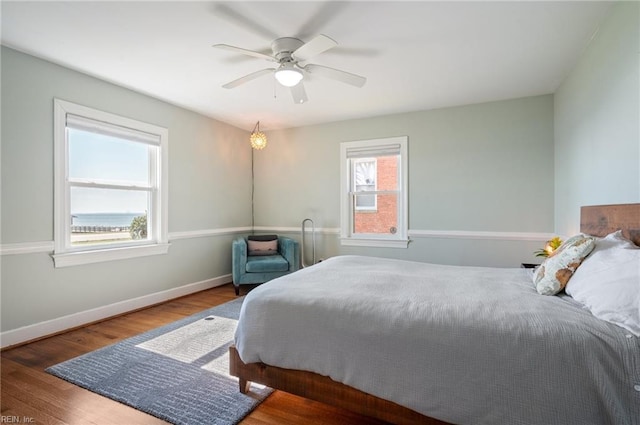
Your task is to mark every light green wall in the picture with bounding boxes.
[554,1,640,235]
[255,95,555,267]
[0,47,252,332]
[10,1,635,334]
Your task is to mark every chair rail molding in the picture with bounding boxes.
[168,226,252,240]
[258,226,555,242]
[0,241,56,255]
[0,228,555,256]
[408,229,556,241]
[253,226,340,235]
[0,226,253,255]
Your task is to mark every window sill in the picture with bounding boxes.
[51,243,170,268]
[340,237,409,248]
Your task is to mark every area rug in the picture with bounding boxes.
[46,297,272,425]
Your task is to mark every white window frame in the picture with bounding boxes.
[52,99,169,267]
[340,136,408,248]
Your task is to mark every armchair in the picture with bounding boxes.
[232,236,300,295]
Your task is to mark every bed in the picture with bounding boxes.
[230,203,640,425]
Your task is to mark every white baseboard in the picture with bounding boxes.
[0,274,232,349]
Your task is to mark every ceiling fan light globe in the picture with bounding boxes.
[275,68,303,87]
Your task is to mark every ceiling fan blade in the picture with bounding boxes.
[212,4,279,41]
[295,3,348,41]
[293,34,337,62]
[213,44,275,62]
[290,82,308,104]
[303,64,366,88]
[222,68,275,89]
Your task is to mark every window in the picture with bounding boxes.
[53,99,169,267]
[340,136,408,248]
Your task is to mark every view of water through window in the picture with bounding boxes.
[68,128,151,246]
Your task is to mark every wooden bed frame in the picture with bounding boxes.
[229,203,640,425]
[229,345,443,424]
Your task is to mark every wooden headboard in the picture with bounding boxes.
[580,203,640,246]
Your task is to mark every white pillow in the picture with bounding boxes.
[582,229,637,251]
[566,231,640,336]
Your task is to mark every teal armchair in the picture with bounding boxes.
[232,236,300,295]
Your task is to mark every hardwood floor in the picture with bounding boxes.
[1,284,389,425]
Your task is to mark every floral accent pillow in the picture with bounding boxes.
[533,234,596,295]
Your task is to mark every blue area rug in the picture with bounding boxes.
[46,297,272,425]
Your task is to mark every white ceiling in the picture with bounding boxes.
[1,1,612,131]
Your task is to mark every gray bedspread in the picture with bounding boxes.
[235,255,640,424]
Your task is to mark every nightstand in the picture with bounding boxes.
[521,263,540,269]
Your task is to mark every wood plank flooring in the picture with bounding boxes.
[1,284,389,425]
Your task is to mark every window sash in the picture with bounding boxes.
[65,126,157,250]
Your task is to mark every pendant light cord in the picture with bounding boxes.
[251,147,255,235]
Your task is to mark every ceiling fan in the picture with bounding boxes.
[213,34,367,104]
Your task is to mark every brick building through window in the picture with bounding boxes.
[354,155,398,234]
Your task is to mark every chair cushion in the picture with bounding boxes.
[246,255,289,273]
